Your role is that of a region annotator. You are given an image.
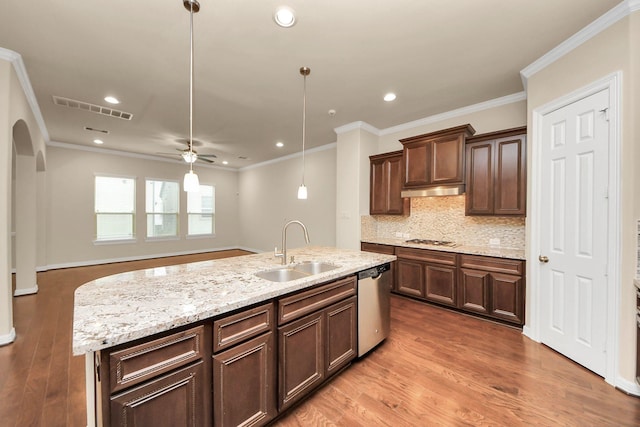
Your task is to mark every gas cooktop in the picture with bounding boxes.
[405,238,457,247]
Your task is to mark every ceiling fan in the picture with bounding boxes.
[156,139,217,164]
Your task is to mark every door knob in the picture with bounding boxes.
[539,255,549,263]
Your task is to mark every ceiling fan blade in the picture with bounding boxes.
[198,157,215,164]
[198,153,218,158]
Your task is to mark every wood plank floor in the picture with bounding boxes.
[1,252,639,426]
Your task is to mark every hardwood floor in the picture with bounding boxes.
[1,253,639,426]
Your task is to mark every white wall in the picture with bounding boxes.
[44,144,240,267]
[237,145,337,253]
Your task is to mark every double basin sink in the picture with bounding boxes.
[255,261,339,282]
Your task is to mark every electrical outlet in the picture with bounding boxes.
[489,238,500,246]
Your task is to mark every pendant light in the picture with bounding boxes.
[297,66,310,200]
[183,0,201,193]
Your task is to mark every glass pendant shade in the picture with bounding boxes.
[297,183,307,200]
[183,169,200,192]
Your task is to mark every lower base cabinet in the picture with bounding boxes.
[212,332,276,427]
[278,296,357,411]
[395,247,457,307]
[110,361,206,427]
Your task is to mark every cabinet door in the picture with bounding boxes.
[278,311,324,411]
[396,259,424,298]
[369,159,388,214]
[465,141,494,215]
[494,136,526,215]
[325,297,357,376]
[213,332,276,427]
[403,142,430,188]
[430,134,464,185]
[386,155,409,214]
[424,264,457,307]
[490,272,524,324]
[458,268,490,314]
[110,361,206,427]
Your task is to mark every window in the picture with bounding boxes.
[187,185,215,236]
[95,176,136,241]
[146,179,179,238]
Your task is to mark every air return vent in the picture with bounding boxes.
[52,96,133,120]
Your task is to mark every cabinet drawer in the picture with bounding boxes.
[361,242,395,255]
[213,302,274,353]
[108,325,205,393]
[278,276,356,325]
[459,254,523,275]
[396,247,457,265]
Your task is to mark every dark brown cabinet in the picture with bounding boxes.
[369,151,410,215]
[277,277,357,411]
[465,127,526,216]
[361,242,397,291]
[212,302,276,427]
[110,361,206,427]
[395,247,457,307]
[98,324,212,427]
[400,124,475,189]
[458,254,525,325]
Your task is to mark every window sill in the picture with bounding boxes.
[186,233,216,240]
[93,238,137,245]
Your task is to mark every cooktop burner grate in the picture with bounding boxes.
[405,238,457,247]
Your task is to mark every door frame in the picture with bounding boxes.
[526,72,621,386]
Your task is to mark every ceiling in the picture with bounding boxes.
[0,0,621,168]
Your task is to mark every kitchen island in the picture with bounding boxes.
[73,246,395,427]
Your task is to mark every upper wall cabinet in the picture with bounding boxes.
[465,127,527,216]
[400,124,476,190]
[369,151,410,215]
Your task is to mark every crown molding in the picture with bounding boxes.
[334,121,381,136]
[379,92,526,136]
[47,140,237,171]
[239,142,337,171]
[0,47,50,142]
[520,0,639,89]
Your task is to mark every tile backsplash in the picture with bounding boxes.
[362,195,525,249]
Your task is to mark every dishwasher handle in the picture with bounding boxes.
[358,263,391,280]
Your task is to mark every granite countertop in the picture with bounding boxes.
[72,246,395,355]
[362,237,526,260]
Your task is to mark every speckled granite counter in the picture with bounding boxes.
[361,237,526,260]
[72,246,395,355]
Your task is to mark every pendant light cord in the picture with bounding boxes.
[189,3,195,173]
[301,73,306,185]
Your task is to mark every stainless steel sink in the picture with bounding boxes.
[255,268,309,282]
[292,262,338,275]
[255,262,339,282]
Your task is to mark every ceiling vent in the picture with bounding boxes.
[84,126,109,134]
[52,96,133,120]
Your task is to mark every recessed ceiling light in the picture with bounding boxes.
[384,93,397,102]
[222,160,229,165]
[93,139,104,145]
[274,6,296,28]
[276,142,284,148]
[104,96,120,104]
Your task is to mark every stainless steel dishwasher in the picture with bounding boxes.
[357,263,391,357]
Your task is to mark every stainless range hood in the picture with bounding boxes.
[401,184,465,198]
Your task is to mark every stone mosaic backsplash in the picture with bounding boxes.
[362,195,525,250]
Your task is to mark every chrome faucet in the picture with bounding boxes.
[275,220,310,265]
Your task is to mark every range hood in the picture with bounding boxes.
[401,184,465,198]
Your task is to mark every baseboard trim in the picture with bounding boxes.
[615,376,640,397]
[14,285,39,296]
[0,327,16,346]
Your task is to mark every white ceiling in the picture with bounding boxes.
[0,0,621,168]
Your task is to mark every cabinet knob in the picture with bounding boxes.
[538,255,549,263]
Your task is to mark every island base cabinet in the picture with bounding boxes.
[109,361,206,427]
[326,297,357,376]
[213,332,276,427]
[278,311,325,411]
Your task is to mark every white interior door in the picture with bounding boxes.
[538,88,609,377]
